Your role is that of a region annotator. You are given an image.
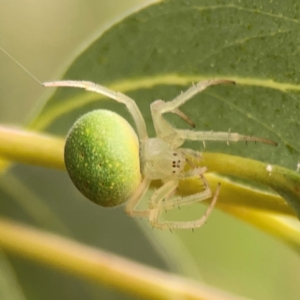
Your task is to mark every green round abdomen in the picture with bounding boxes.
[64,110,141,207]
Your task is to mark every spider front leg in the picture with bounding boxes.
[126,179,179,221]
[151,79,277,146]
[156,79,235,114]
[149,182,220,230]
[43,80,148,140]
[125,177,152,218]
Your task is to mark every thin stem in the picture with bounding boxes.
[0,126,65,170]
[201,153,300,219]
[0,218,247,300]
[218,203,300,254]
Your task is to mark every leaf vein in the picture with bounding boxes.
[194,3,300,25]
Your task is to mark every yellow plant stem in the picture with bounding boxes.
[202,152,300,199]
[219,203,300,253]
[0,125,65,170]
[201,153,300,219]
[0,218,248,300]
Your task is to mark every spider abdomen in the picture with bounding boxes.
[64,110,141,207]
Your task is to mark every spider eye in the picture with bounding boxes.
[64,110,141,207]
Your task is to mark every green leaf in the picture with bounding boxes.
[29,1,299,167]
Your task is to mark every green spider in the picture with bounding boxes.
[44,79,276,230]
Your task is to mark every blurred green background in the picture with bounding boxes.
[0,0,155,123]
[1,1,300,300]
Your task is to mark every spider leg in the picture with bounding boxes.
[154,182,212,210]
[151,79,277,146]
[175,128,278,146]
[177,165,207,181]
[181,148,202,160]
[43,80,148,140]
[155,79,234,114]
[137,180,178,227]
[155,167,211,210]
[148,180,179,209]
[170,108,195,128]
[150,80,234,147]
[149,183,220,230]
[125,177,152,217]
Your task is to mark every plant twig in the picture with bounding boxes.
[0,126,65,170]
[0,218,248,300]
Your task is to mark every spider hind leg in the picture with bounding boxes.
[149,183,220,230]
